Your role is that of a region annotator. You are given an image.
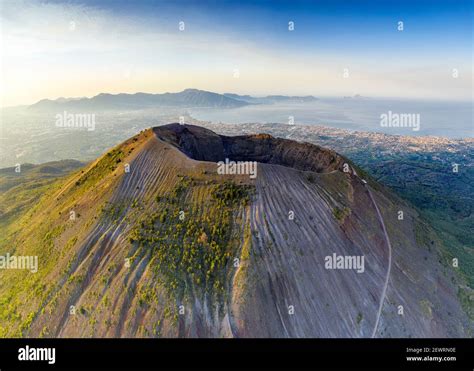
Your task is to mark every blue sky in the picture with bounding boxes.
[1,0,472,105]
[57,0,471,53]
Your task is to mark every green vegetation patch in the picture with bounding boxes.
[333,206,351,223]
[211,181,253,207]
[128,177,254,305]
[458,286,474,321]
[74,148,125,189]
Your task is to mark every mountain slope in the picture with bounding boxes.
[0,124,470,338]
[0,160,84,230]
[29,89,248,111]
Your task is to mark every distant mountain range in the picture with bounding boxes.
[26,89,318,111]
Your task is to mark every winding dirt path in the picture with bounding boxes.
[366,185,392,338]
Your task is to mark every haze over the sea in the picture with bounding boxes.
[189,98,473,139]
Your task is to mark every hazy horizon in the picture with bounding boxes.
[3,88,474,109]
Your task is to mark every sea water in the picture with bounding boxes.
[189,98,473,139]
